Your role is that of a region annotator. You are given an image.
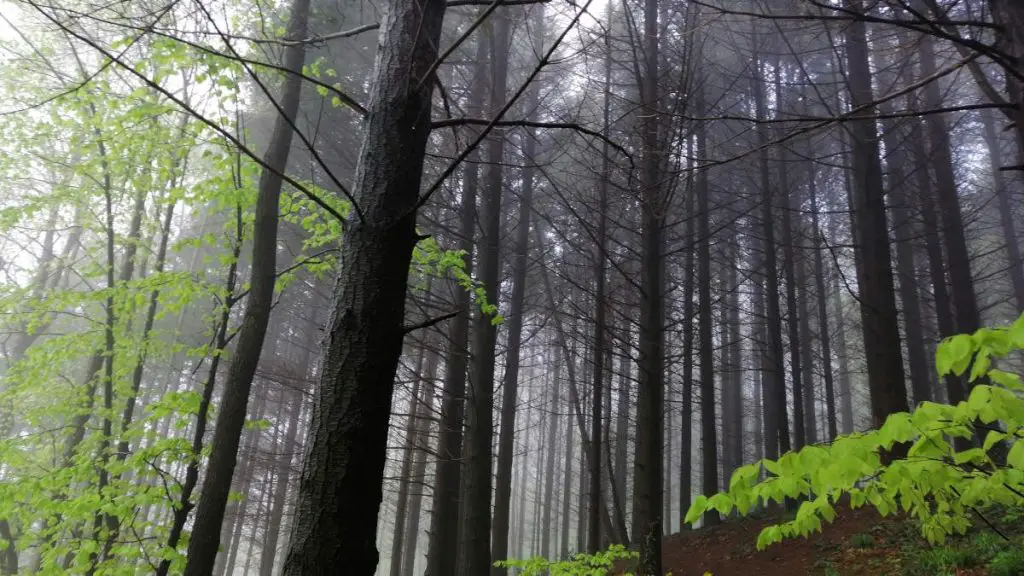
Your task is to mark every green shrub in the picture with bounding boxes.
[989,548,1024,576]
[685,313,1024,551]
[495,544,639,575]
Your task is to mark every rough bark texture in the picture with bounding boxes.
[280,0,446,568]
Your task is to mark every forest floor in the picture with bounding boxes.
[657,504,1024,576]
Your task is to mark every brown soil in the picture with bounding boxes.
[660,506,915,576]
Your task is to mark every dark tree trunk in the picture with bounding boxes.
[182,0,309,570]
[425,75,482,576]
[260,368,305,576]
[842,0,910,426]
[917,28,982,389]
[492,11,542,566]
[631,0,664,567]
[462,8,511,574]
[774,65,806,450]
[279,0,447,568]
[751,38,789,459]
[879,106,931,406]
[587,6,610,549]
[832,270,855,434]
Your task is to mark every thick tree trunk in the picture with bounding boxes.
[280,0,447,568]
[183,0,309,570]
[842,0,910,426]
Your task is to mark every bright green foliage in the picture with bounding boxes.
[495,544,639,575]
[685,313,1024,551]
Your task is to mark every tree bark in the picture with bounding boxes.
[280,0,447,567]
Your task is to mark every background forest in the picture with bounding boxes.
[0,0,1023,574]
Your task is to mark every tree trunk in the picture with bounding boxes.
[259,367,305,576]
[751,36,789,459]
[541,347,562,559]
[389,345,427,576]
[463,7,511,573]
[917,27,982,397]
[401,343,439,576]
[696,88,718,525]
[631,0,665,566]
[773,65,806,450]
[183,0,308,570]
[808,151,838,440]
[425,75,483,576]
[492,10,542,565]
[841,0,910,427]
[679,135,695,529]
[280,0,447,567]
[981,108,1024,311]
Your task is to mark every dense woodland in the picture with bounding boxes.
[0,0,1023,574]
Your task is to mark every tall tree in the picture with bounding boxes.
[280,0,448,567]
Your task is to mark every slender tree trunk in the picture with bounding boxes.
[259,367,305,576]
[401,343,439,576]
[560,393,574,560]
[183,0,309,570]
[679,136,695,528]
[773,65,806,450]
[808,155,838,440]
[389,346,427,576]
[425,79,483,576]
[981,108,1024,311]
[541,348,562,559]
[492,11,542,564]
[280,0,447,567]
[695,89,718,524]
[157,209,242,576]
[751,37,789,459]
[917,27,982,386]
[462,8,511,573]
